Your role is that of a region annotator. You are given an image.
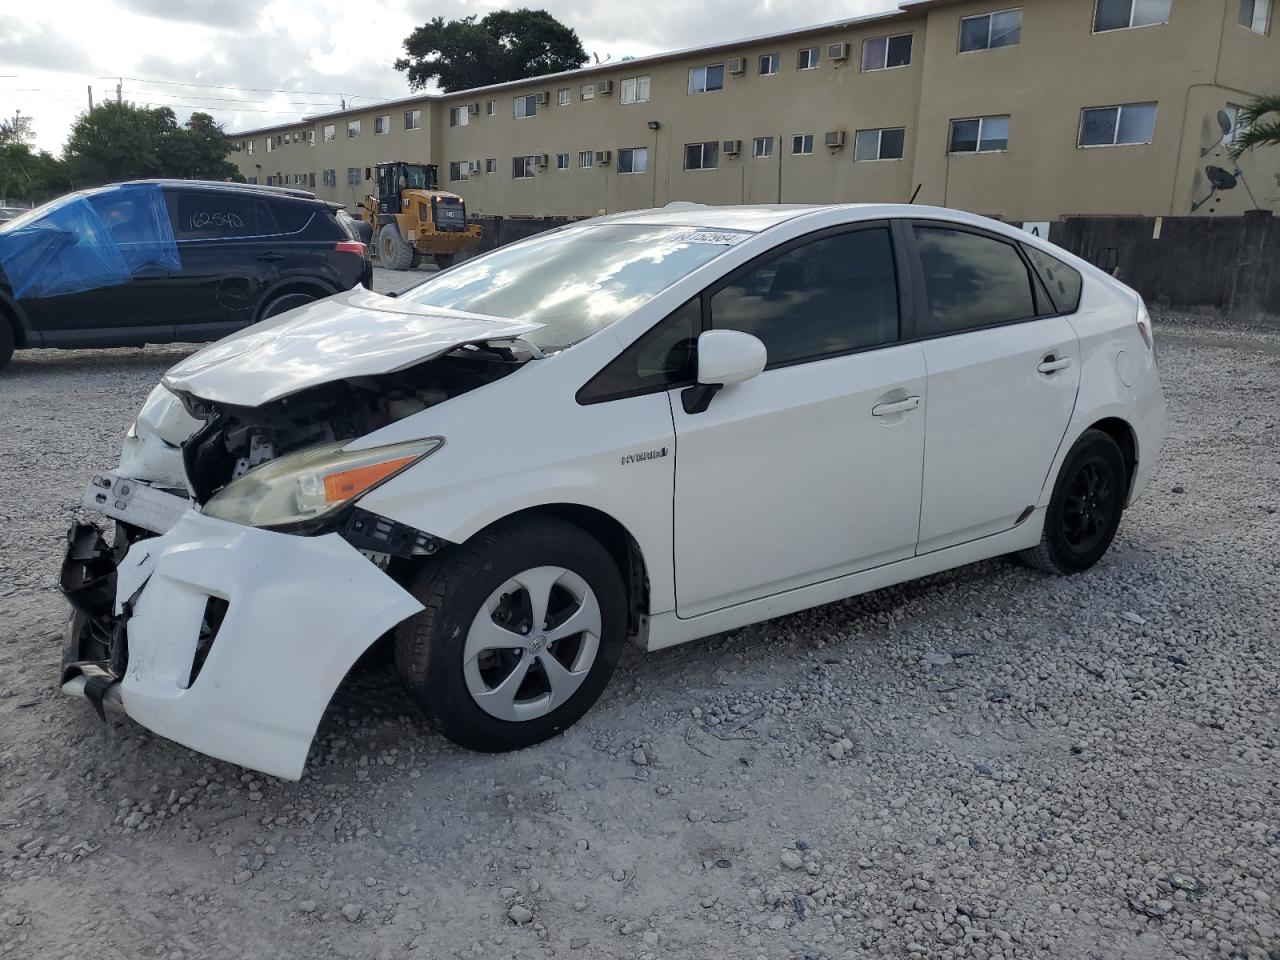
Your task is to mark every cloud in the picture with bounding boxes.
[109,0,262,28]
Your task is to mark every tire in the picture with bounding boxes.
[433,253,456,270]
[395,518,627,752]
[259,291,316,321]
[1021,428,1128,575]
[377,223,414,270]
[409,251,423,269]
[0,318,13,373]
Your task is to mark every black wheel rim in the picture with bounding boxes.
[1061,455,1115,553]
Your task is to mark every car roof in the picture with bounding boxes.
[98,179,320,202]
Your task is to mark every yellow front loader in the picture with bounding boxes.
[358,161,482,270]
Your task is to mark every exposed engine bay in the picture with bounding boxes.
[177,344,531,503]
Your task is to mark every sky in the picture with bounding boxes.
[0,0,894,155]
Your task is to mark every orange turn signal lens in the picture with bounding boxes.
[322,455,417,503]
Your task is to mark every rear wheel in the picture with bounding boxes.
[395,518,626,751]
[409,251,423,268]
[0,318,13,373]
[260,291,315,321]
[434,253,456,270]
[1021,428,1127,574]
[377,223,414,270]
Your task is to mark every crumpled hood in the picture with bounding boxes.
[163,286,544,407]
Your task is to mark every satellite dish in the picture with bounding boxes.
[1216,109,1233,137]
[1206,165,1238,190]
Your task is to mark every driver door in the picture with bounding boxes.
[670,223,928,618]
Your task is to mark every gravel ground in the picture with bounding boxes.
[0,290,1277,960]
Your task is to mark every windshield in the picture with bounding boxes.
[0,191,85,233]
[396,223,747,351]
[401,165,434,189]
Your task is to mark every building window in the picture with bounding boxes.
[862,33,913,70]
[797,47,820,70]
[1094,0,1171,31]
[1240,0,1272,32]
[514,95,537,118]
[485,158,496,173]
[581,84,596,101]
[1078,102,1157,146]
[486,100,496,116]
[246,140,254,155]
[322,124,335,142]
[759,53,780,75]
[618,146,648,173]
[556,152,570,169]
[688,64,724,94]
[404,110,421,130]
[347,119,360,138]
[684,141,719,170]
[322,169,336,187]
[753,136,774,158]
[949,115,1010,153]
[791,133,814,155]
[620,76,650,104]
[958,9,1022,51]
[449,106,469,127]
[557,87,571,106]
[347,167,360,185]
[247,176,257,184]
[449,161,467,181]
[308,172,316,188]
[854,127,906,160]
[307,130,315,146]
[579,150,593,168]
[374,114,390,135]
[265,138,274,153]
[512,156,538,178]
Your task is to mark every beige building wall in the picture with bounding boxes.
[228,0,1280,223]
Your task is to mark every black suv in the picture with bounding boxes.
[0,180,372,372]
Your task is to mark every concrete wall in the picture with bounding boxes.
[228,0,1280,222]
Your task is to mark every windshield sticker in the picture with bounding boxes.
[667,230,750,246]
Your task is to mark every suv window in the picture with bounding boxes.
[270,199,318,235]
[577,298,700,403]
[710,227,899,366]
[914,226,1036,333]
[1022,244,1082,313]
[172,191,274,240]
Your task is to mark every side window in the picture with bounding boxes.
[913,226,1036,334]
[1022,245,1082,313]
[710,228,899,366]
[270,200,317,235]
[577,299,701,403]
[172,192,273,240]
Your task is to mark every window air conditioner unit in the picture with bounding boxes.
[535,91,550,106]
[824,130,846,149]
[467,102,480,116]
[722,139,742,156]
[468,161,482,175]
[536,153,549,168]
[827,42,850,61]
[727,57,745,75]
[596,80,614,95]
[595,150,612,165]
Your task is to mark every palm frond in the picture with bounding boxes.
[1229,94,1280,159]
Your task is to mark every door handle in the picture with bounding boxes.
[1037,355,1073,374]
[256,252,284,262]
[871,396,920,417]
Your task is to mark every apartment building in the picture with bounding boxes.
[229,0,1280,222]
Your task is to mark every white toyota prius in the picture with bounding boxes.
[60,203,1165,779]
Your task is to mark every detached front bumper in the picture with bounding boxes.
[60,510,423,780]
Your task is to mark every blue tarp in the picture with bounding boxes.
[0,183,180,300]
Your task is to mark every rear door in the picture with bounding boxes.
[165,188,281,340]
[909,222,1080,554]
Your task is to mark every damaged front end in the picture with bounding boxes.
[59,292,546,778]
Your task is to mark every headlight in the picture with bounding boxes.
[202,438,442,529]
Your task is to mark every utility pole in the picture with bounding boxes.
[87,85,93,111]
[116,79,122,103]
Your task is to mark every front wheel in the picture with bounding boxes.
[1021,428,1127,574]
[377,223,414,270]
[395,518,627,751]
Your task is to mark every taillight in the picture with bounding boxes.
[1135,299,1154,352]
[334,241,367,257]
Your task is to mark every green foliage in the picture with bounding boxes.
[1229,94,1280,159]
[395,8,588,93]
[0,143,70,204]
[62,102,240,185]
[0,112,36,148]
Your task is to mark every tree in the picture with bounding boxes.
[62,102,239,185]
[1229,94,1280,158]
[395,9,588,92]
[0,111,36,148]
[0,143,69,204]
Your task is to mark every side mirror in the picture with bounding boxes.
[682,329,767,414]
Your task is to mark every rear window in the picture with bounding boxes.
[1022,244,1082,314]
[271,199,319,235]
[172,191,274,240]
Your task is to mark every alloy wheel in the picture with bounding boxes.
[1062,456,1114,554]
[463,566,602,722]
